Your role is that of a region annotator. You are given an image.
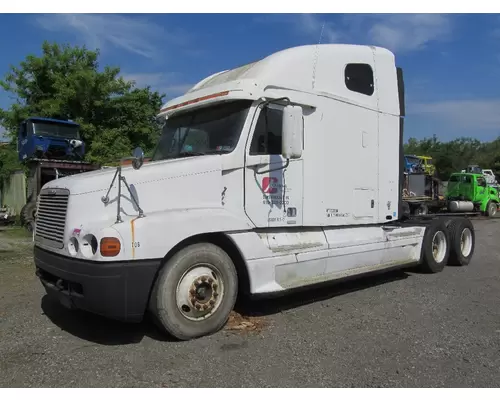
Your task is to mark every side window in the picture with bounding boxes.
[477,176,486,187]
[249,106,283,155]
[20,122,27,138]
[345,63,375,96]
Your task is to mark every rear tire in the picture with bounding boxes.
[418,220,450,274]
[447,218,475,266]
[149,243,238,341]
[415,203,429,216]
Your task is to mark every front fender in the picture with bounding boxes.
[113,208,253,261]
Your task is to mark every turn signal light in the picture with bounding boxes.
[100,237,121,257]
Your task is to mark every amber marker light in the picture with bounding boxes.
[100,237,121,257]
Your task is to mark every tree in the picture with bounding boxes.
[404,134,500,181]
[0,41,164,166]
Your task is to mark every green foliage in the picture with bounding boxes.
[404,134,500,181]
[0,41,164,167]
[0,142,24,190]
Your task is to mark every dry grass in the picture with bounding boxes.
[224,310,268,333]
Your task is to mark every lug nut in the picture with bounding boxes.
[213,283,218,290]
[214,292,219,298]
[209,299,215,305]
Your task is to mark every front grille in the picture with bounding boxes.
[35,188,70,249]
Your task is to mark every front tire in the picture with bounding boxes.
[149,243,238,341]
[419,220,450,274]
[485,201,497,217]
[20,201,37,232]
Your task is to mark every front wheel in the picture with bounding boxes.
[485,201,497,217]
[149,243,238,341]
[20,202,37,232]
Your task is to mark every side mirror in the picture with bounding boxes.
[132,147,144,170]
[282,105,303,159]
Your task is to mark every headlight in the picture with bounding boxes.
[80,234,98,258]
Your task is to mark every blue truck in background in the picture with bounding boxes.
[18,117,85,162]
[16,117,99,231]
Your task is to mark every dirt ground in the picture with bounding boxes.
[1,220,500,387]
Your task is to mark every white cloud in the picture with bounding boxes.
[297,14,343,44]
[36,14,190,59]
[366,14,452,52]
[411,99,500,130]
[121,72,193,98]
[261,13,453,53]
[255,14,343,44]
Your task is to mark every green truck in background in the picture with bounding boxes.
[445,172,499,217]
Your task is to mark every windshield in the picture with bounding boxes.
[406,156,420,164]
[32,121,80,139]
[152,100,253,161]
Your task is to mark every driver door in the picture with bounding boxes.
[244,104,304,228]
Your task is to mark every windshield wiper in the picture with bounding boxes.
[177,151,206,157]
[164,149,231,160]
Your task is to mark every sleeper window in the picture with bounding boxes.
[345,63,375,96]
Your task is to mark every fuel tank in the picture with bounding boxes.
[448,200,474,213]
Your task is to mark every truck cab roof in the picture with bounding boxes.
[23,117,79,126]
[159,44,401,119]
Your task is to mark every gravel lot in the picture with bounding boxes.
[1,219,500,388]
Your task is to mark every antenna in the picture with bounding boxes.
[311,21,325,90]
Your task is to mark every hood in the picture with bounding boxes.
[43,155,226,224]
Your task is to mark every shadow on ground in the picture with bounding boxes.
[41,295,170,345]
[40,266,413,346]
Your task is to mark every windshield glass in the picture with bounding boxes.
[406,156,419,164]
[152,100,253,161]
[32,121,80,139]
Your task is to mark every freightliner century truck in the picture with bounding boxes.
[33,44,476,341]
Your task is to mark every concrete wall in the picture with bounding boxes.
[0,170,26,215]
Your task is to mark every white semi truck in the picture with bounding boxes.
[33,44,476,341]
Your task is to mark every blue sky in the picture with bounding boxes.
[1,13,500,143]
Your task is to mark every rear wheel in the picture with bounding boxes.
[415,203,429,216]
[419,220,450,273]
[446,218,475,266]
[149,243,238,341]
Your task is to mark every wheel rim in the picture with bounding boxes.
[490,204,497,216]
[460,228,473,258]
[432,231,447,263]
[176,263,224,321]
